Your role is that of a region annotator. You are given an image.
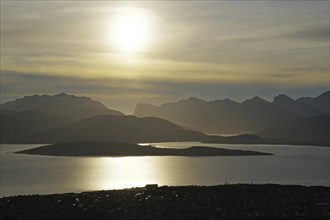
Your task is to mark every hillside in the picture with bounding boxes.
[1,93,124,121]
[297,91,329,113]
[256,115,330,146]
[3,184,329,220]
[8,115,205,144]
[0,109,70,143]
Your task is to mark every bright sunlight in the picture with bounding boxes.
[110,8,154,54]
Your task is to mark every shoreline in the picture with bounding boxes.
[14,141,272,157]
[1,184,329,219]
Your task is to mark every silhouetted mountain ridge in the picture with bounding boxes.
[1,93,124,121]
[2,92,329,146]
[273,93,327,117]
[134,91,329,134]
[296,91,330,113]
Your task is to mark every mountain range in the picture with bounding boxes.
[134,91,329,134]
[1,92,329,146]
[1,93,204,144]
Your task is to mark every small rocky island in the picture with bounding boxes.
[15,141,272,157]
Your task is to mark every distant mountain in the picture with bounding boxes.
[273,91,329,116]
[0,109,70,143]
[202,134,287,145]
[134,91,329,134]
[15,141,272,157]
[135,97,221,133]
[256,115,330,146]
[1,93,124,121]
[134,97,292,134]
[6,115,205,144]
[296,91,330,113]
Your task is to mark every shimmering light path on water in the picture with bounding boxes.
[1,143,329,196]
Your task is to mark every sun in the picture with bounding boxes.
[110,9,154,54]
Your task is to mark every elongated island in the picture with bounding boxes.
[15,141,272,157]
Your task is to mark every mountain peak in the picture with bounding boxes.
[177,97,207,105]
[250,96,267,102]
[187,97,205,102]
[2,93,124,120]
[55,92,69,97]
[53,92,91,101]
[273,94,294,104]
[209,98,238,106]
[241,96,269,105]
[22,94,39,99]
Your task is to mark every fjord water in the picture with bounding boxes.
[1,143,329,197]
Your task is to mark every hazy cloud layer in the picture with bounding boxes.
[1,1,329,112]
[2,70,328,114]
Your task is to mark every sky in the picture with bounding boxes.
[1,1,329,114]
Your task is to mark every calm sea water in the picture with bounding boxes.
[1,143,329,197]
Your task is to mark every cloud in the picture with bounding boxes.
[285,26,329,41]
[1,1,329,113]
[233,25,330,43]
[2,70,329,114]
[0,70,169,113]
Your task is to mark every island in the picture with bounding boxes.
[15,141,272,156]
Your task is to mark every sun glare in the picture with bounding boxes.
[110,9,154,54]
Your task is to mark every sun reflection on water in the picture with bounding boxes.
[90,157,159,190]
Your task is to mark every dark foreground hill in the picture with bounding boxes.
[0,109,70,143]
[1,93,124,121]
[9,115,205,144]
[256,115,330,146]
[15,141,271,156]
[1,184,329,220]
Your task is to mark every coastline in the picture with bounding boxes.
[14,141,272,157]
